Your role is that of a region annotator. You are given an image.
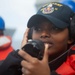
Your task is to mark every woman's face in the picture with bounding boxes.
[32,21,71,59]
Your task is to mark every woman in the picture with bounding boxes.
[19,2,75,75]
[0,2,75,75]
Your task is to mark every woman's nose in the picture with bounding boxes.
[40,31,50,39]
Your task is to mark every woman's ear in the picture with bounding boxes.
[68,39,74,44]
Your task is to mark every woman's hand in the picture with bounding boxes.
[21,28,30,48]
[18,44,50,75]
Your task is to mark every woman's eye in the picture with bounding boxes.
[53,27,59,31]
[51,26,59,31]
[34,27,41,31]
[51,26,64,33]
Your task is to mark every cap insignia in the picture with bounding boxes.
[41,4,54,14]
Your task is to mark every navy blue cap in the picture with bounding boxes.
[27,2,74,28]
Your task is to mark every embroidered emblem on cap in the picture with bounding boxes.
[41,4,54,14]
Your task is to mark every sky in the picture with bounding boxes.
[0,0,36,49]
